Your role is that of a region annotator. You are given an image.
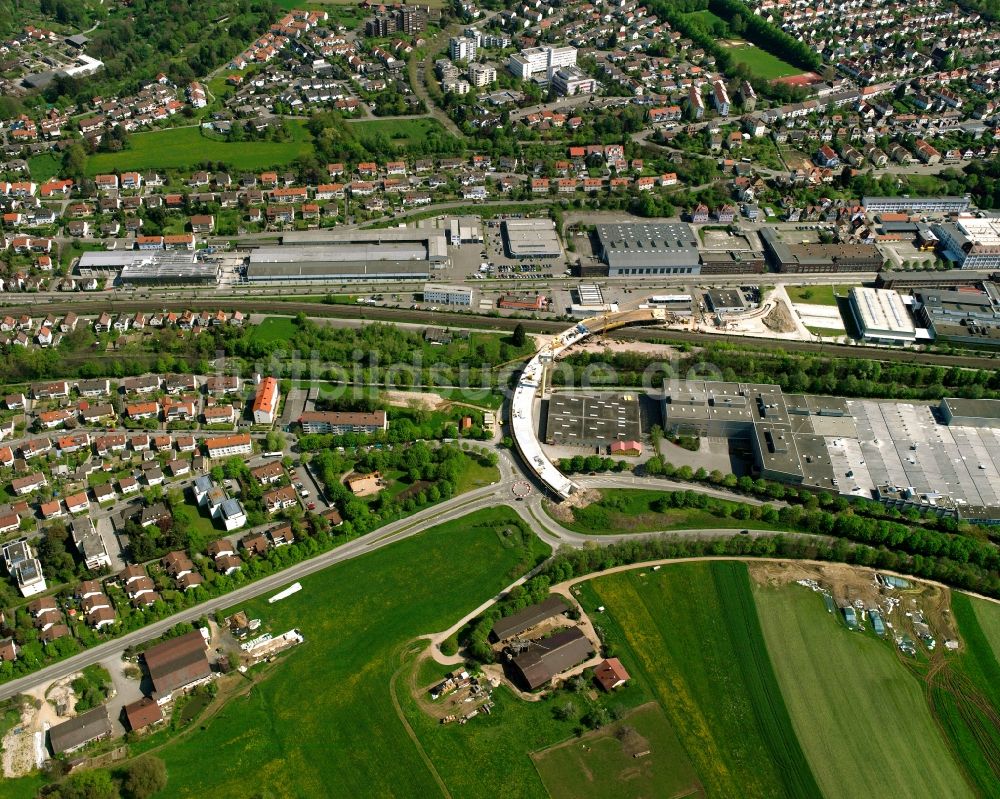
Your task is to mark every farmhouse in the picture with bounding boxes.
[594,657,631,691]
[48,706,112,755]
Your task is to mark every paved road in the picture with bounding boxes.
[0,448,807,702]
[0,480,503,702]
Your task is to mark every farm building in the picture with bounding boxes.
[123,697,164,732]
[142,629,212,704]
[48,706,112,755]
[510,627,594,690]
[490,596,569,642]
[868,609,886,637]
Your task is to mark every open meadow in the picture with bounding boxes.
[147,507,548,799]
[83,122,314,175]
[552,489,782,535]
[754,581,973,799]
[725,43,801,79]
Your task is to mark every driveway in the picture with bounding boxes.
[98,653,144,737]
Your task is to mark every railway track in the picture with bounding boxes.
[3,298,997,369]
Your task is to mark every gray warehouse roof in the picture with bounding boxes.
[251,243,427,264]
[246,259,430,281]
[279,229,448,261]
[942,397,1000,422]
[596,222,699,269]
[503,219,562,257]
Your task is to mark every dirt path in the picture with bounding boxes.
[388,643,453,799]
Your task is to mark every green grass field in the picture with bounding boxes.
[726,43,801,80]
[151,507,548,798]
[453,459,498,493]
[754,582,973,799]
[683,9,728,28]
[347,117,452,148]
[249,316,299,344]
[589,563,818,799]
[785,284,843,306]
[27,152,61,182]
[554,489,780,535]
[967,595,1000,659]
[84,122,314,175]
[532,702,702,799]
[806,326,847,338]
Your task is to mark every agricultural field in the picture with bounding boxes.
[587,562,818,799]
[83,121,314,175]
[531,702,702,799]
[934,594,1000,797]
[147,507,549,798]
[725,43,801,80]
[754,581,973,799]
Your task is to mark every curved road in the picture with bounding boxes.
[0,455,806,702]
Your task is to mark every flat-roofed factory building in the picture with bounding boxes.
[245,230,447,283]
[544,392,642,448]
[662,379,1000,523]
[848,287,916,344]
[940,397,1000,429]
[502,218,563,259]
[78,251,220,285]
[759,227,883,273]
[595,222,701,276]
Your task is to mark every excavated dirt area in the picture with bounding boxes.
[761,299,797,333]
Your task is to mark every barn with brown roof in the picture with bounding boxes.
[142,629,211,703]
[510,627,594,691]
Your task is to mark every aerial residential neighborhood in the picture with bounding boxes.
[2,0,1000,796]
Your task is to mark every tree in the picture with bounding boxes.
[50,768,119,799]
[511,323,527,348]
[121,756,168,799]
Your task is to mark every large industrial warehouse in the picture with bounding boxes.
[502,219,563,259]
[245,230,447,283]
[544,392,642,448]
[595,222,701,276]
[848,287,917,344]
[77,251,220,285]
[662,379,1000,522]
